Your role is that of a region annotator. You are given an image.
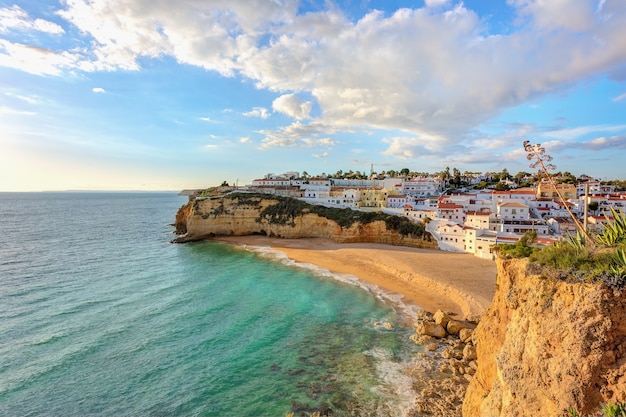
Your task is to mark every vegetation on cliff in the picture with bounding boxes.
[562,401,626,417]
[220,192,430,238]
[495,208,626,289]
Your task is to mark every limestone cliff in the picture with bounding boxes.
[173,193,436,248]
[463,258,626,416]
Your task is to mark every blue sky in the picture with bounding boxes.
[1,0,625,191]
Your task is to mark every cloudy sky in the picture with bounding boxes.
[1,0,625,191]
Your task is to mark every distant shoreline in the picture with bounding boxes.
[215,236,497,319]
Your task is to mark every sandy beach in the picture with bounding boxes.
[216,236,497,320]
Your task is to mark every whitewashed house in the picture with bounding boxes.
[402,177,443,197]
[387,195,409,209]
[436,202,466,224]
[426,219,467,252]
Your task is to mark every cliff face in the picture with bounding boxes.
[463,258,626,417]
[174,194,436,248]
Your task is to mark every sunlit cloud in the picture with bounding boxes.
[272,94,312,120]
[4,92,40,104]
[543,124,626,140]
[2,0,626,188]
[243,107,270,119]
[0,5,64,34]
[258,121,340,149]
[0,106,36,116]
[301,137,336,147]
[612,92,626,102]
[0,40,81,75]
[3,0,619,145]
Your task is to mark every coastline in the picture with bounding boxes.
[215,236,497,320]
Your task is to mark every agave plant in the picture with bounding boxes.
[601,401,626,417]
[565,229,588,252]
[617,248,626,267]
[597,208,626,248]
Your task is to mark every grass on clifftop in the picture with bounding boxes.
[562,401,626,417]
[495,208,626,289]
[224,192,428,239]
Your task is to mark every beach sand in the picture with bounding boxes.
[216,236,497,320]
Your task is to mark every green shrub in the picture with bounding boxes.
[560,402,626,417]
[602,402,626,417]
[493,231,537,259]
[248,194,427,238]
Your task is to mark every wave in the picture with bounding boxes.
[235,243,423,323]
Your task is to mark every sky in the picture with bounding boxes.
[1,0,625,191]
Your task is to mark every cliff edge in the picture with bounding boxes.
[463,258,626,416]
[173,193,436,248]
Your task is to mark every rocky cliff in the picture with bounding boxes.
[463,258,626,416]
[173,193,436,248]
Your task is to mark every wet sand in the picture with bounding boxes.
[216,236,497,319]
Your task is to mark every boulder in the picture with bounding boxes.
[417,321,447,339]
[447,320,466,335]
[463,344,478,361]
[411,334,436,345]
[459,328,473,343]
[433,310,451,327]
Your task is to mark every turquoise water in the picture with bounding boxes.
[0,192,418,416]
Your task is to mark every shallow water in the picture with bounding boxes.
[0,192,419,416]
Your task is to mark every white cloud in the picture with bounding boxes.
[0,40,80,75]
[4,92,40,104]
[259,121,337,149]
[199,117,214,122]
[2,0,626,158]
[239,137,250,143]
[543,124,626,140]
[381,134,448,160]
[92,87,106,93]
[301,137,336,147]
[272,94,312,120]
[243,107,270,119]
[312,152,329,158]
[510,0,596,31]
[612,92,626,102]
[258,121,338,149]
[425,0,451,7]
[0,5,64,34]
[0,106,36,116]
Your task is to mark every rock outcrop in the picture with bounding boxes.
[173,193,436,248]
[463,258,626,417]
[409,309,478,416]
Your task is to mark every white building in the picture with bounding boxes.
[497,202,530,220]
[401,177,443,197]
[426,220,467,252]
[387,195,410,209]
[464,228,498,260]
[576,181,614,196]
[465,211,492,230]
[436,202,466,224]
[404,207,436,223]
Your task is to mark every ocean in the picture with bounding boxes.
[0,192,420,416]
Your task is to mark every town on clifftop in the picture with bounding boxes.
[181,169,626,260]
